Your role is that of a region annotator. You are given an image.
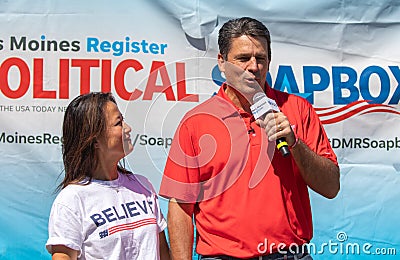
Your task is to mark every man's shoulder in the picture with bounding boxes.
[270,88,311,107]
[183,93,234,118]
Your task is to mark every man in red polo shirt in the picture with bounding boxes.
[160,17,340,260]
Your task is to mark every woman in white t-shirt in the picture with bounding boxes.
[46,92,170,260]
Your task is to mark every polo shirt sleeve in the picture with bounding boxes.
[297,98,338,166]
[159,120,202,203]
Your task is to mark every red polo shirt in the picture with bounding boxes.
[160,84,337,258]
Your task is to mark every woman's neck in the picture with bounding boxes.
[93,162,119,181]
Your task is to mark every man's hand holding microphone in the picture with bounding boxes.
[250,92,298,157]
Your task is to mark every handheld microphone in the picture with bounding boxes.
[250,92,290,157]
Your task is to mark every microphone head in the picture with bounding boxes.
[252,92,267,104]
[252,92,279,112]
[250,92,271,119]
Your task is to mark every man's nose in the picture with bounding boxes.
[247,57,258,71]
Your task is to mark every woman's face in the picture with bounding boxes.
[96,101,133,164]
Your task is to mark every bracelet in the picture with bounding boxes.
[290,137,299,149]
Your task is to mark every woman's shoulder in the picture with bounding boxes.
[121,171,157,195]
[54,182,90,199]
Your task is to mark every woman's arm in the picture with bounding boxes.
[159,230,171,260]
[51,245,78,260]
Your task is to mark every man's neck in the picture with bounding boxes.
[224,85,267,114]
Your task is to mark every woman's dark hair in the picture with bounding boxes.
[57,92,129,191]
[218,17,271,60]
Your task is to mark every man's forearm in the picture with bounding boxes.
[168,200,195,260]
[291,139,340,199]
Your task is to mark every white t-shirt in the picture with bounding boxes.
[46,172,167,260]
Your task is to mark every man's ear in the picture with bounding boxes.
[217,53,225,73]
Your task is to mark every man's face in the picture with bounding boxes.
[218,35,270,101]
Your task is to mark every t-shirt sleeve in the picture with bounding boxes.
[154,194,167,233]
[46,193,83,256]
[131,173,168,232]
[159,120,202,203]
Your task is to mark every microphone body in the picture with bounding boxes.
[250,92,290,157]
